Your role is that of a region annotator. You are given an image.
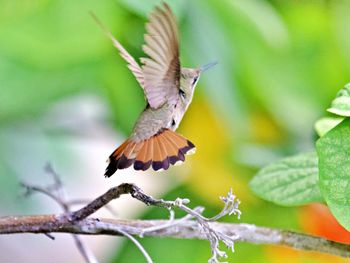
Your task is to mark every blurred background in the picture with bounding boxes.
[1,0,350,262]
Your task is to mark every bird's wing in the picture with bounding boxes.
[90,12,145,88]
[141,2,181,109]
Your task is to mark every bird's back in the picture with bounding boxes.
[131,104,175,142]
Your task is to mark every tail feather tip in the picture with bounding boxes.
[104,129,197,177]
[104,158,117,178]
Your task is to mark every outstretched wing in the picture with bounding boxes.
[90,12,145,88]
[141,2,180,109]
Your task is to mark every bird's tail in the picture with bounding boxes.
[104,128,195,177]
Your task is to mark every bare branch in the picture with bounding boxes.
[1,216,350,258]
[3,182,350,260]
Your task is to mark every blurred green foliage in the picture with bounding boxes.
[1,0,350,262]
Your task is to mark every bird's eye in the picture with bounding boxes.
[192,76,198,86]
[179,89,186,98]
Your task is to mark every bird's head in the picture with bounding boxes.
[179,62,217,104]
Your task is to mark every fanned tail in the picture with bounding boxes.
[104,129,195,177]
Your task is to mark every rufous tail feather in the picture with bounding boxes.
[104,128,195,177]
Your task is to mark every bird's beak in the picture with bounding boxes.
[200,61,218,72]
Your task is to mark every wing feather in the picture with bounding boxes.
[91,3,180,110]
[90,12,145,88]
[141,2,180,109]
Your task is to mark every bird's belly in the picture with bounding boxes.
[131,105,174,142]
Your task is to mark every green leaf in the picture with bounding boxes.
[314,117,344,137]
[327,83,350,117]
[250,152,323,206]
[316,118,350,230]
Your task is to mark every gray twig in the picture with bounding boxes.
[118,229,153,263]
[44,233,55,240]
[69,183,174,221]
[139,207,204,237]
[66,199,118,217]
[68,182,241,262]
[21,164,98,263]
[72,235,98,263]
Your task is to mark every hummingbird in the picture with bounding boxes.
[93,3,216,177]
